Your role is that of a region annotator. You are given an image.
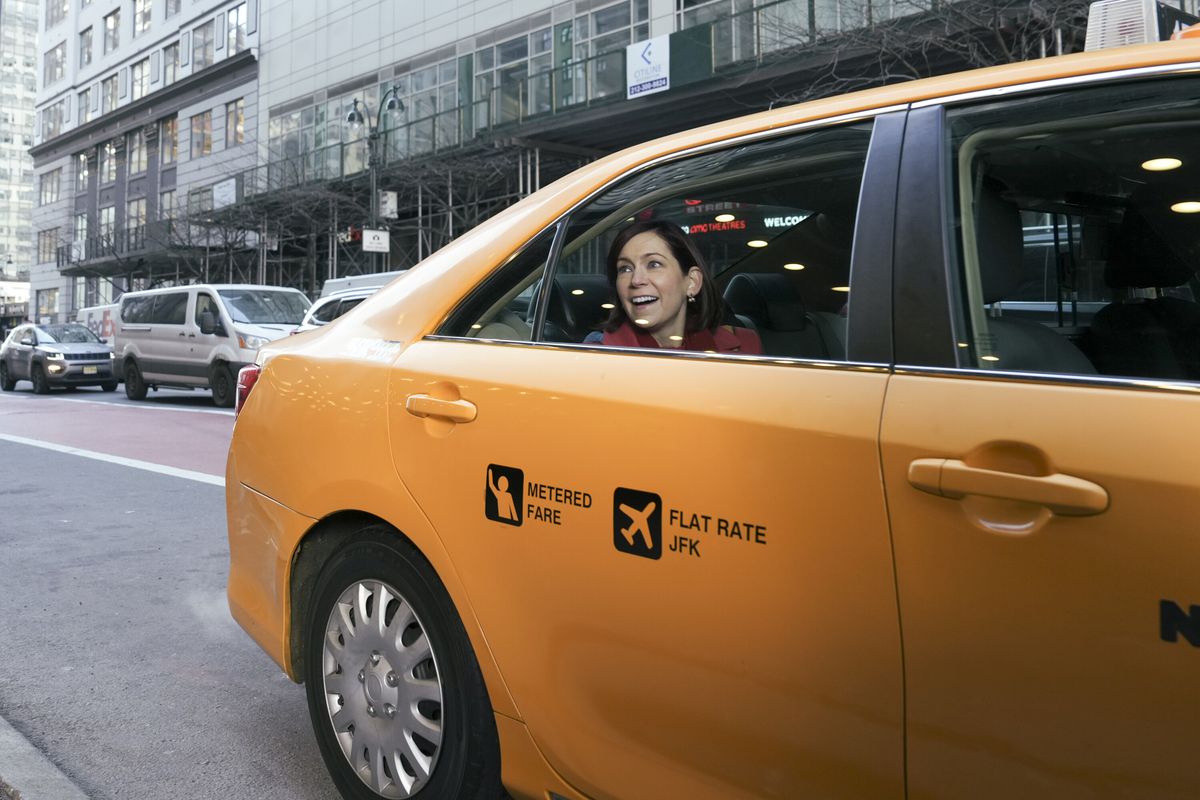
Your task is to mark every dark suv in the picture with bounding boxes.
[0,323,117,393]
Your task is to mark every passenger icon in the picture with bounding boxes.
[613,487,662,559]
[485,464,523,526]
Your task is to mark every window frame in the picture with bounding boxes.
[103,9,120,54]
[431,106,902,368]
[190,111,212,158]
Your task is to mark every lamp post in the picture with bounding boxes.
[345,88,405,273]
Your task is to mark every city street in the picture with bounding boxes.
[0,386,338,798]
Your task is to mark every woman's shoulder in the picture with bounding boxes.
[715,325,762,354]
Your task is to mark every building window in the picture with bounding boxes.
[75,153,88,192]
[99,140,117,184]
[77,88,91,123]
[73,213,87,246]
[43,42,66,86]
[131,58,149,101]
[188,187,213,216]
[99,206,114,241]
[46,0,67,28]
[192,20,214,70]
[159,189,175,219]
[38,169,61,205]
[103,10,120,54]
[225,99,244,147]
[133,0,151,37]
[163,42,179,85]
[160,117,177,164]
[227,4,247,55]
[80,0,92,8]
[41,101,65,139]
[127,129,146,174]
[126,198,146,248]
[165,0,180,17]
[37,229,58,263]
[101,74,117,114]
[190,111,211,158]
[79,27,92,68]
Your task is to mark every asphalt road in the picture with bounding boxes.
[0,388,339,799]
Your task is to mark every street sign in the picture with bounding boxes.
[363,228,390,253]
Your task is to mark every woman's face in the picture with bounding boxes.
[615,231,701,342]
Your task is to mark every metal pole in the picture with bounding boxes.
[369,130,379,273]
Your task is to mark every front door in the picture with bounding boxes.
[388,111,907,798]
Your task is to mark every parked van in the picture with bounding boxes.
[114,284,310,406]
[75,303,120,341]
[317,269,406,298]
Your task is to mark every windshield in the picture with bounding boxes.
[217,289,310,325]
[39,324,101,344]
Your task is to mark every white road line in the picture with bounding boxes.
[0,433,224,487]
[0,712,89,800]
[0,393,233,416]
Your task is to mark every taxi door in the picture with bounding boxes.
[389,340,901,799]
[880,101,1200,798]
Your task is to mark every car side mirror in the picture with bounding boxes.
[99,337,108,344]
[200,311,222,336]
[20,336,33,346]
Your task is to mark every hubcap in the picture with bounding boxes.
[322,579,443,798]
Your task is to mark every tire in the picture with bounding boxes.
[31,365,49,395]
[303,528,502,800]
[101,381,118,392]
[210,363,235,408]
[0,363,14,392]
[124,360,147,400]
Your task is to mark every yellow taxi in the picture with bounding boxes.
[228,35,1200,800]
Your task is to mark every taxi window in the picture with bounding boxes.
[547,120,873,359]
[946,76,1200,381]
[438,224,558,339]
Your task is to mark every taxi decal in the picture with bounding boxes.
[485,464,523,526]
[614,488,663,559]
[1160,600,1200,647]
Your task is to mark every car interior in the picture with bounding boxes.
[955,94,1200,382]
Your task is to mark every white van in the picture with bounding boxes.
[75,303,120,341]
[113,284,310,406]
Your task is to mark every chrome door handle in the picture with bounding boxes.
[908,458,1108,516]
[405,394,477,423]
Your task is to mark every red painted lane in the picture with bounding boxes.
[0,393,233,477]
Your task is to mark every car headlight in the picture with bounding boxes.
[44,351,64,360]
[109,352,115,359]
[237,333,269,350]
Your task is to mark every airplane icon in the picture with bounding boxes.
[619,501,657,550]
[613,488,662,559]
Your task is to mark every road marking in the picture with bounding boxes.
[0,712,89,800]
[0,392,232,416]
[0,433,225,487]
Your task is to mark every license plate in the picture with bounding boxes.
[83,366,97,375]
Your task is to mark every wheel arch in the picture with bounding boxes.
[286,508,521,721]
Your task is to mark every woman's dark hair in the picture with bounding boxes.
[599,220,723,333]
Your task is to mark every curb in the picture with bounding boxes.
[0,713,89,800]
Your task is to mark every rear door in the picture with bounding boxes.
[388,112,907,799]
[881,73,1200,798]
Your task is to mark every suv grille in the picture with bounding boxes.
[63,352,109,361]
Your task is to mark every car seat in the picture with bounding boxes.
[722,273,832,359]
[1089,209,1200,379]
[974,185,1097,375]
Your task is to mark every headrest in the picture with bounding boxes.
[975,182,1024,304]
[1105,209,1196,289]
[723,273,807,331]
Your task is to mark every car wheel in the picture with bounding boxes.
[304,528,502,800]
[31,365,49,395]
[0,363,14,392]
[101,381,118,392]
[124,360,147,400]
[210,363,235,408]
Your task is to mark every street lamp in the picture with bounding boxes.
[346,88,405,273]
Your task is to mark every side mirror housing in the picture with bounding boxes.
[200,311,221,336]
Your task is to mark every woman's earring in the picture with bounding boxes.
[687,294,696,304]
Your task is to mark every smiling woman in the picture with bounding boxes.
[582,220,761,353]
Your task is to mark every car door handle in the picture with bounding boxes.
[908,458,1108,516]
[405,394,477,423]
